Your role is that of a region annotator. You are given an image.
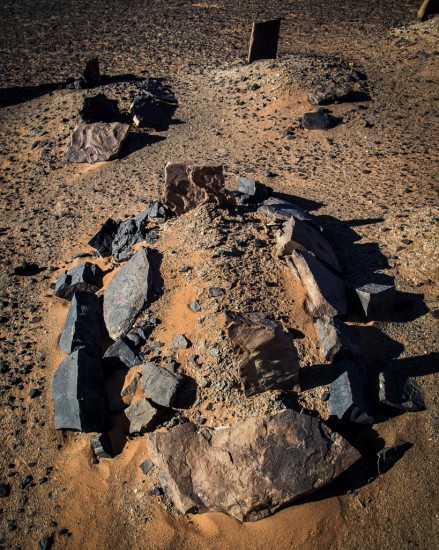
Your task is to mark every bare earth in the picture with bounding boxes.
[0,1,438,549]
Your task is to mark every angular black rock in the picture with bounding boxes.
[38,535,54,550]
[88,218,121,257]
[377,443,411,475]
[236,177,272,204]
[102,338,142,371]
[136,200,168,220]
[301,108,341,130]
[79,93,121,124]
[59,292,102,357]
[142,362,184,408]
[138,78,178,104]
[0,483,10,497]
[51,349,105,432]
[55,262,104,301]
[378,369,425,412]
[356,283,396,320]
[130,96,176,130]
[82,57,101,86]
[125,397,159,434]
[140,458,154,475]
[329,360,375,424]
[111,218,146,262]
[315,316,362,362]
[91,433,113,458]
[257,196,318,227]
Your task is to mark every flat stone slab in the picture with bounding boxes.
[257,197,317,225]
[147,409,360,521]
[225,311,300,397]
[287,250,347,318]
[65,122,129,163]
[55,262,103,300]
[125,397,159,434]
[103,247,151,340]
[51,349,105,432]
[142,362,184,408]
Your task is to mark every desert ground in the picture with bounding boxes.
[0,1,438,549]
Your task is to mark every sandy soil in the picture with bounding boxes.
[0,1,438,549]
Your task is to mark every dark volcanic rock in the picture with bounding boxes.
[301,108,341,130]
[356,283,396,320]
[79,93,121,124]
[308,84,354,105]
[162,162,229,215]
[91,432,113,458]
[236,177,272,204]
[139,78,178,104]
[378,369,425,412]
[257,196,317,225]
[147,409,360,521]
[315,316,362,362]
[65,122,129,163]
[102,338,142,370]
[225,311,300,397]
[111,218,146,261]
[125,397,159,434]
[82,57,101,87]
[130,96,177,129]
[0,483,11,497]
[55,262,104,300]
[88,217,121,257]
[51,349,105,432]
[142,362,184,408]
[59,292,102,357]
[103,247,151,340]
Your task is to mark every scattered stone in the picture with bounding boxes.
[65,122,129,163]
[88,217,120,258]
[125,398,159,434]
[236,177,272,204]
[67,57,101,89]
[287,250,347,317]
[51,349,105,432]
[55,262,104,300]
[276,216,340,271]
[378,369,425,412]
[103,338,142,370]
[103,247,151,340]
[20,475,33,488]
[209,287,225,297]
[147,409,360,521]
[248,18,281,63]
[38,535,54,550]
[377,443,410,474]
[308,84,354,105]
[257,196,317,225]
[111,218,146,261]
[139,78,178,104]
[189,300,201,312]
[301,109,341,130]
[140,459,154,475]
[162,162,229,215]
[0,483,10,497]
[315,316,362,362]
[59,292,102,357]
[79,93,121,123]
[130,96,176,129]
[225,311,300,396]
[356,283,396,320]
[91,433,113,458]
[29,388,41,398]
[171,334,190,349]
[142,362,184,408]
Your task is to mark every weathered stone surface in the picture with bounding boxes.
[276,216,341,271]
[88,217,121,257]
[59,292,102,357]
[189,300,201,312]
[130,96,176,129]
[301,109,341,130]
[315,316,362,362]
[140,458,154,475]
[51,349,105,432]
[329,360,375,424]
[225,311,300,396]
[162,162,229,215]
[91,432,113,458]
[378,369,425,412]
[102,338,141,370]
[287,250,347,318]
[65,122,129,163]
[55,262,104,300]
[103,247,151,340]
[257,196,317,225]
[356,283,396,320]
[147,409,360,521]
[125,397,158,434]
[308,84,354,105]
[111,219,146,261]
[79,93,120,124]
[171,334,190,349]
[142,362,184,408]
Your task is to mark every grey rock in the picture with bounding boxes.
[257,196,317,225]
[142,362,184,408]
[140,458,154,475]
[301,109,341,130]
[171,334,190,349]
[308,84,354,105]
[59,292,102,357]
[287,250,347,318]
[225,311,300,397]
[91,433,113,458]
[103,247,151,340]
[125,398,158,434]
[111,218,146,261]
[79,93,120,124]
[356,283,396,320]
[378,369,425,412]
[130,96,176,129]
[65,122,129,163]
[315,316,362,362]
[189,300,201,312]
[55,262,104,300]
[102,338,142,370]
[147,409,360,521]
[236,177,272,205]
[88,217,121,257]
[208,287,225,297]
[51,349,105,432]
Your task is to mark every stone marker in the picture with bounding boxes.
[79,93,121,124]
[67,57,101,89]
[329,360,375,424]
[162,162,229,215]
[51,349,105,432]
[248,19,281,64]
[276,216,341,272]
[88,218,121,257]
[65,122,129,163]
[111,218,146,262]
[315,316,362,362]
[59,292,102,357]
[102,338,142,371]
[91,432,113,458]
[356,283,395,320]
[287,250,347,318]
[142,362,184,408]
[147,409,360,521]
[378,369,425,412]
[225,311,300,396]
[257,196,317,226]
[125,397,158,434]
[104,247,151,340]
[55,262,103,300]
[301,109,341,130]
[308,84,354,106]
[130,96,176,129]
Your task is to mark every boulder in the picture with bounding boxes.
[257,196,317,226]
[59,292,102,357]
[125,398,159,434]
[79,93,121,124]
[55,262,104,300]
[111,218,146,262]
[147,409,360,521]
[301,109,341,130]
[65,122,129,163]
[103,247,151,340]
[162,162,229,215]
[130,96,177,130]
[88,218,121,257]
[51,349,105,432]
[356,283,396,320]
[225,311,300,396]
[308,84,354,105]
[276,216,341,272]
[378,369,425,412]
[287,250,347,318]
[142,362,184,408]
[102,338,142,371]
[315,316,362,362]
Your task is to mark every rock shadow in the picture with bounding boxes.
[120,133,166,158]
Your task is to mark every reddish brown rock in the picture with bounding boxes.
[65,122,129,163]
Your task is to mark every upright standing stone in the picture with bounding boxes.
[356,283,395,320]
[248,19,281,63]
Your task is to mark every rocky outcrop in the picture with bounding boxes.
[65,122,129,163]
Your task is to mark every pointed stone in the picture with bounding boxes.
[356,283,395,320]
